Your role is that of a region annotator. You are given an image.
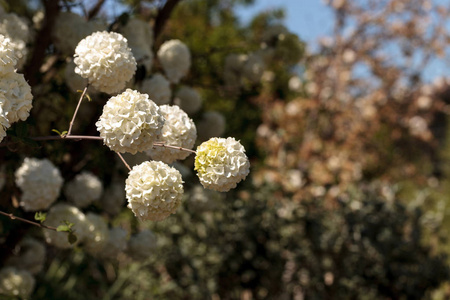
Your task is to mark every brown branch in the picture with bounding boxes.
[31,135,104,141]
[116,152,132,171]
[153,0,183,41]
[66,84,90,136]
[0,211,57,231]
[87,0,106,20]
[153,142,196,154]
[24,0,60,86]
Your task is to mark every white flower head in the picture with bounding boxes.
[0,13,31,43]
[64,171,103,208]
[128,229,157,260]
[0,34,17,68]
[174,86,202,115]
[288,76,302,92]
[15,158,63,211]
[43,204,89,248]
[126,161,184,221]
[0,69,33,124]
[120,19,154,49]
[102,180,126,215]
[0,267,35,299]
[197,111,226,141]
[139,73,171,105]
[195,137,250,192]
[53,12,106,55]
[99,227,128,260]
[157,39,191,83]
[96,89,165,154]
[74,31,136,94]
[146,105,197,164]
[0,107,10,143]
[242,52,265,83]
[5,238,46,275]
[84,213,110,256]
[130,45,153,73]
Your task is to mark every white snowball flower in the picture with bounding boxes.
[0,34,17,68]
[84,213,109,256]
[53,12,105,55]
[126,161,184,221]
[130,45,153,73]
[64,171,103,208]
[139,73,171,105]
[5,238,46,275]
[146,105,197,164]
[0,13,31,69]
[0,68,33,124]
[242,52,265,83]
[197,111,226,141]
[15,158,63,211]
[128,230,157,260]
[157,39,191,83]
[43,204,89,248]
[0,107,10,143]
[0,267,35,299]
[101,179,126,215]
[120,19,153,48]
[0,13,31,43]
[174,86,202,115]
[223,53,247,89]
[96,89,165,154]
[74,31,136,94]
[288,76,302,92]
[99,227,128,259]
[65,59,89,93]
[195,137,250,192]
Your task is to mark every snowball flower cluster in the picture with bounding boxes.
[139,73,171,105]
[128,230,157,260]
[0,68,33,124]
[120,18,154,73]
[15,158,63,211]
[96,89,165,154]
[157,39,191,83]
[43,204,89,248]
[146,105,197,164]
[0,267,35,299]
[99,227,128,260]
[126,161,184,221]
[84,213,109,256]
[197,111,226,141]
[0,12,31,69]
[174,86,202,115]
[5,238,46,275]
[52,12,105,55]
[64,171,103,208]
[74,31,136,94]
[195,137,250,192]
[0,34,17,68]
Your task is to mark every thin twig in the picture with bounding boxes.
[0,211,57,231]
[153,142,197,154]
[31,135,104,141]
[66,84,89,137]
[116,152,132,171]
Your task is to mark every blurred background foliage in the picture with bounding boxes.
[2,0,450,299]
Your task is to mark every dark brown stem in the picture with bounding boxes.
[24,0,60,86]
[31,135,103,141]
[154,0,183,41]
[0,211,57,231]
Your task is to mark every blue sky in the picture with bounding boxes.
[236,0,334,49]
[235,0,450,82]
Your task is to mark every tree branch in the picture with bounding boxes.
[24,0,60,86]
[154,0,183,41]
[88,0,106,20]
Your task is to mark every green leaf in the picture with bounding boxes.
[68,232,78,245]
[60,131,68,136]
[52,129,62,135]
[34,212,47,223]
[57,224,71,232]
[86,93,92,102]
